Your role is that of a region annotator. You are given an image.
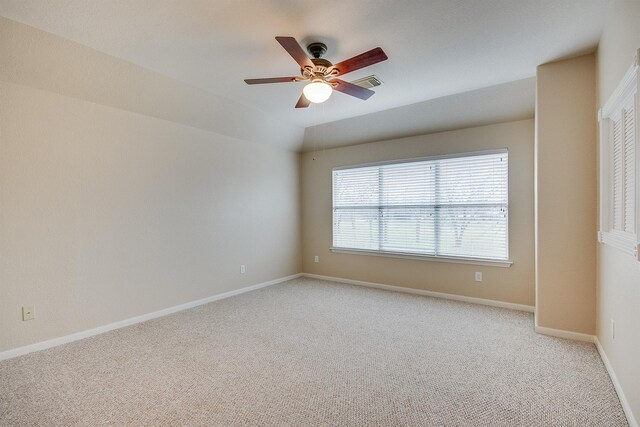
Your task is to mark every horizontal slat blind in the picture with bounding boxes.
[333,151,509,261]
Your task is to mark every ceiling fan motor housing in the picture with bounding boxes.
[302,43,333,78]
[303,59,334,80]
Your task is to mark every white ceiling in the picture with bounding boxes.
[0,0,609,129]
[302,77,535,151]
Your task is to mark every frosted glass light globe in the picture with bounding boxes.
[303,81,332,103]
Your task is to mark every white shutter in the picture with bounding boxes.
[612,115,624,231]
[623,105,635,233]
[598,51,639,260]
[333,151,509,261]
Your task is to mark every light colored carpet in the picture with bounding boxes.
[0,277,628,426]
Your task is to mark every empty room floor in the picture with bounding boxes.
[0,278,627,426]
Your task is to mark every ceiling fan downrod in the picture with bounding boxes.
[306,42,327,59]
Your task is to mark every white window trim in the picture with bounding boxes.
[598,49,640,261]
[331,149,511,265]
[332,149,508,170]
[329,247,513,268]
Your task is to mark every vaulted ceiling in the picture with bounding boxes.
[0,0,609,131]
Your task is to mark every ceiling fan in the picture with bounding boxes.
[244,36,388,108]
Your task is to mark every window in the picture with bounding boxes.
[598,51,640,261]
[332,150,509,264]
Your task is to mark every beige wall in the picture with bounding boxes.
[301,120,535,306]
[534,54,597,335]
[0,20,301,352]
[596,1,640,422]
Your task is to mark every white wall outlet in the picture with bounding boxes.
[240,265,246,274]
[611,319,615,339]
[314,255,319,263]
[22,305,35,321]
[474,272,483,282]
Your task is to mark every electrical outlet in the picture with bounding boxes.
[474,272,483,282]
[240,265,246,274]
[22,306,35,321]
[314,255,319,263]
[611,319,615,339]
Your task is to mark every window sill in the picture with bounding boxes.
[598,231,640,261]
[330,247,513,268]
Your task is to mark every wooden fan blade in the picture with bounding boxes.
[330,47,388,76]
[332,79,375,100]
[295,93,311,108]
[276,36,314,69]
[244,77,298,85]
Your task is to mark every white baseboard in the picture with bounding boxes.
[533,324,596,343]
[595,337,639,427]
[0,273,301,362]
[302,273,535,312]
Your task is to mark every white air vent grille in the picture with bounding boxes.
[351,75,383,88]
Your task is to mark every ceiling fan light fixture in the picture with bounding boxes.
[303,80,332,103]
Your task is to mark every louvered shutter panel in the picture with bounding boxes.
[623,105,635,233]
[612,116,624,231]
[599,55,639,260]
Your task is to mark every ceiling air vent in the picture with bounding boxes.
[351,75,383,89]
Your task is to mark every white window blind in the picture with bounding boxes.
[333,151,509,261]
